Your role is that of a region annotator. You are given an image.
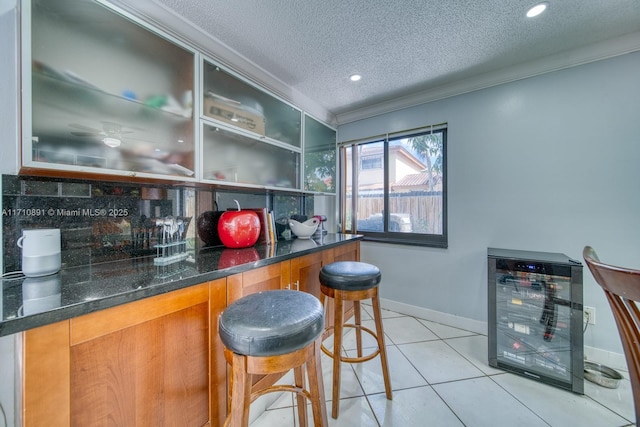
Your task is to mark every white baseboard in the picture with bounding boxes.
[584,346,629,374]
[379,298,629,374]
[379,298,488,335]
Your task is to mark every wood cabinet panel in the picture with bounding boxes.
[209,278,228,427]
[290,241,359,298]
[291,251,324,297]
[24,320,71,427]
[226,262,287,304]
[331,241,359,262]
[24,283,218,427]
[70,300,209,426]
[70,284,209,345]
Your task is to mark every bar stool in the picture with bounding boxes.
[219,290,328,427]
[319,261,392,419]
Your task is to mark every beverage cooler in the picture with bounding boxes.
[488,248,584,393]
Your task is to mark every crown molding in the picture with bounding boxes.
[336,31,640,125]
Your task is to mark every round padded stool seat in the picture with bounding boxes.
[319,261,381,291]
[219,290,324,357]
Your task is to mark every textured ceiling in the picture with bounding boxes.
[146,0,640,121]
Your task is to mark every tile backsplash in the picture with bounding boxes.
[2,175,192,273]
[2,175,314,274]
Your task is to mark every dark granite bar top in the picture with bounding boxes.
[1,233,362,337]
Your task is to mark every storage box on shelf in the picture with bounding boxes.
[203,93,266,136]
[202,61,302,148]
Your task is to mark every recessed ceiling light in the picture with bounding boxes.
[527,2,549,18]
[349,74,362,82]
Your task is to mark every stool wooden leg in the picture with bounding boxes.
[307,339,329,427]
[372,290,392,400]
[228,353,252,427]
[294,365,308,427]
[331,293,344,419]
[354,300,363,358]
[226,363,233,415]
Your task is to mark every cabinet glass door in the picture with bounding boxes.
[304,114,336,193]
[203,61,301,148]
[202,123,300,189]
[26,0,195,178]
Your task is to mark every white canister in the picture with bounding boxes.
[17,228,61,277]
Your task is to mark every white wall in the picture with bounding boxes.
[338,51,640,360]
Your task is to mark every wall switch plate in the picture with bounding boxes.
[584,306,596,325]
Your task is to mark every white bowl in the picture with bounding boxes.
[289,217,319,239]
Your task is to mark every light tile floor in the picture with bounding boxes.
[250,305,635,426]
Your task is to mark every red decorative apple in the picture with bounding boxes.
[217,200,261,248]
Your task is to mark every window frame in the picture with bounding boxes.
[339,125,448,248]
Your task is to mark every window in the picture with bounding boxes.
[340,125,447,247]
[361,155,382,170]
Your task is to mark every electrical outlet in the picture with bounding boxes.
[584,306,596,325]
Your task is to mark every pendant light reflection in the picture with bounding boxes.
[103,137,122,148]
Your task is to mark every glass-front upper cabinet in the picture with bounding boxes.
[201,59,302,189]
[304,114,336,193]
[202,123,300,189]
[23,0,196,179]
[202,61,302,148]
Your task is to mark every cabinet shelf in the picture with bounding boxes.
[202,123,300,189]
[28,70,195,177]
[33,70,192,128]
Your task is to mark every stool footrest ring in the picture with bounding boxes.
[321,324,382,363]
[252,384,313,402]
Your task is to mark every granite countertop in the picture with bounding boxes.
[0,233,362,337]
